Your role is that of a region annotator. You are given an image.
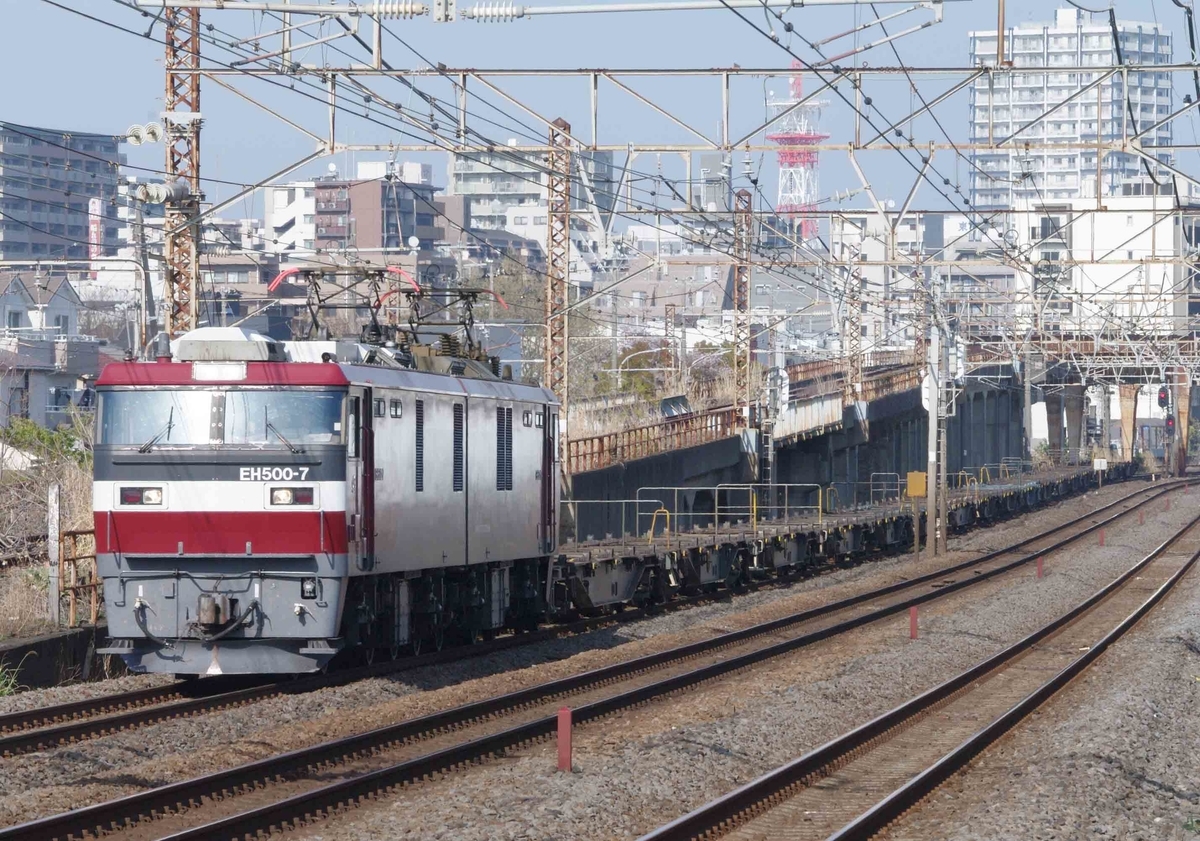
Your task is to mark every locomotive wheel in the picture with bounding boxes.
[389,642,403,661]
[364,646,377,666]
[434,625,446,651]
[411,634,423,657]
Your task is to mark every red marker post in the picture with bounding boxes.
[1139,510,1145,526]
[909,605,919,640]
[557,707,572,772]
[1099,528,1105,547]
[1037,556,1044,579]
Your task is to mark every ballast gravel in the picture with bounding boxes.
[883,547,1200,841]
[0,671,172,717]
[284,485,1199,841]
[0,477,1179,835]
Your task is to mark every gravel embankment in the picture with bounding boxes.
[282,485,1195,841]
[0,477,1170,832]
[0,672,174,717]
[884,545,1200,841]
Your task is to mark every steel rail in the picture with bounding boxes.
[639,515,1200,841]
[0,469,1118,757]
[0,581,756,757]
[0,683,188,736]
[2,477,1180,841]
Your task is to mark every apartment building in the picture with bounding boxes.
[968,8,1172,209]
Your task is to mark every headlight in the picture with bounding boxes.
[301,578,318,599]
[270,487,314,505]
[120,487,164,505]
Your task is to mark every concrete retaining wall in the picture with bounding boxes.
[0,625,120,689]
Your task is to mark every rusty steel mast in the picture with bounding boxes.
[163,7,202,336]
[545,118,572,409]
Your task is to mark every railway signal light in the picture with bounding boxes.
[1159,385,1170,408]
[1166,414,1176,437]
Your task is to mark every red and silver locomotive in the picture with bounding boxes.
[95,327,558,675]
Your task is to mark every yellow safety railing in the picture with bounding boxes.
[648,508,671,550]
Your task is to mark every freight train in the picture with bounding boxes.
[93,327,1111,676]
[95,327,559,675]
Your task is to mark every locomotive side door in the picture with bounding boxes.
[347,387,376,571]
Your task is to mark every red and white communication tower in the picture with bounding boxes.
[767,62,828,242]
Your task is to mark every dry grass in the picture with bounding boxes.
[0,568,54,641]
[569,368,741,438]
[0,412,93,640]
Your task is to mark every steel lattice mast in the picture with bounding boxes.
[164,7,202,336]
[767,62,828,241]
[545,117,572,410]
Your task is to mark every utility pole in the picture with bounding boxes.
[132,198,156,351]
[611,286,620,391]
[163,7,202,336]
[1022,342,1034,462]
[733,188,753,423]
[925,289,940,556]
[938,332,950,557]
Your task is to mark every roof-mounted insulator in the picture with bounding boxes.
[462,2,525,22]
[371,1,428,18]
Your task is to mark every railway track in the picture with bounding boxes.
[639,514,1200,841]
[1,477,1185,841]
[0,582,752,757]
[0,472,1150,759]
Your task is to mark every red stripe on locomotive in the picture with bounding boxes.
[94,511,349,555]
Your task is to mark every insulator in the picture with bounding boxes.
[462,2,525,22]
[371,1,428,18]
[202,244,231,257]
[135,180,190,205]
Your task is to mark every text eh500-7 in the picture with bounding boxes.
[240,466,310,481]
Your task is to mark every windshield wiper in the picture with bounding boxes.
[138,406,174,453]
[264,406,302,454]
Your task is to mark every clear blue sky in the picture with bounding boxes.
[0,1,1186,219]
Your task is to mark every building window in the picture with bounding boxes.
[513,216,528,225]
[534,216,547,225]
[390,399,402,418]
[6,311,22,329]
[53,314,68,333]
[373,398,386,418]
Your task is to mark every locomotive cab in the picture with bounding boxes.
[95,329,353,674]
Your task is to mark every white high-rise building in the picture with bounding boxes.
[968,7,1173,210]
[447,143,614,231]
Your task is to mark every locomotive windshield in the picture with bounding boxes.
[224,391,344,446]
[98,389,345,448]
